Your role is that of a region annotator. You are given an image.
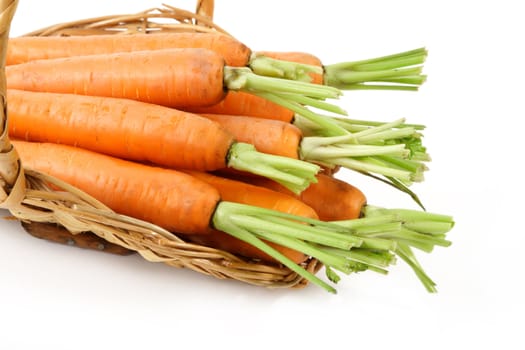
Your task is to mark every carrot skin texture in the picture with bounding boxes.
[6,48,227,109]
[7,32,252,67]
[185,91,295,122]
[200,113,302,159]
[12,140,220,235]
[7,89,233,171]
[257,51,324,84]
[183,170,317,263]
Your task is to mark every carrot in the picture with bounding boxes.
[7,32,252,67]
[181,170,320,264]
[6,89,320,194]
[185,91,295,123]
[199,113,431,204]
[7,33,428,90]
[247,173,367,221]
[14,140,405,293]
[13,140,220,235]
[6,47,346,133]
[200,113,303,159]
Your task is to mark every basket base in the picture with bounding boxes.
[21,221,134,256]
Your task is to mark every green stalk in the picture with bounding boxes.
[211,201,453,293]
[332,207,454,291]
[395,243,438,293]
[228,214,361,250]
[252,232,354,274]
[253,91,349,137]
[211,201,373,293]
[329,66,424,85]
[224,66,342,99]
[248,53,323,82]
[328,47,427,70]
[330,116,426,131]
[292,114,430,193]
[336,84,420,91]
[227,142,320,194]
[249,47,428,90]
[323,47,428,90]
[223,64,432,204]
[321,246,396,269]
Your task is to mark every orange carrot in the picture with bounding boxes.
[185,91,295,122]
[7,33,428,91]
[12,140,220,235]
[7,89,321,194]
[7,89,231,171]
[7,32,252,67]
[14,140,375,293]
[7,48,226,108]
[182,170,319,264]
[201,113,302,159]
[247,173,367,221]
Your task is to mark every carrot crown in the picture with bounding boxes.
[226,142,320,195]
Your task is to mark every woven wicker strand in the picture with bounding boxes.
[23,1,231,37]
[0,0,322,289]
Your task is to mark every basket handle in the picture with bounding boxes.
[195,0,214,21]
[0,0,24,210]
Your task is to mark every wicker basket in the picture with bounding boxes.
[0,0,322,289]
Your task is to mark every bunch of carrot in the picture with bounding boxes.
[5,30,454,293]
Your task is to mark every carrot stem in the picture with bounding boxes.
[227,142,320,194]
[395,243,437,293]
[214,217,338,293]
[253,91,349,137]
[320,247,396,269]
[212,201,366,293]
[248,53,323,82]
[224,66,342,100]
[324,47,428,90]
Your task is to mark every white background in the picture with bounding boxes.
[1,0,524,349]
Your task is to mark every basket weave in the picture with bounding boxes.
[0,0,322,289]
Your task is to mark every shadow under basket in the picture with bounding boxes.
[0,0,322,290]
